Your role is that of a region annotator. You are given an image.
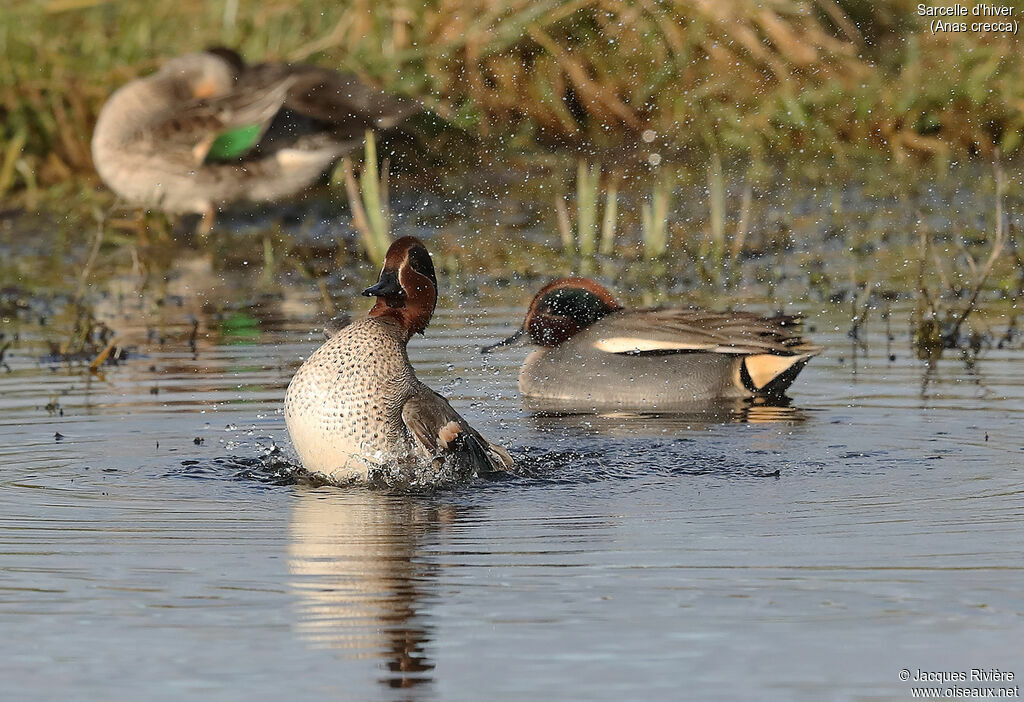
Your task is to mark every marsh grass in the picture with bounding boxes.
[641,173,671,259]
[696,158,755,287]
[575,161,599,258]
[599,174,619,257]
[556,160,619,266]
[699,153,726,282]
[913,158,1010,359]
[336,131,391,266]
[5,154,1024,376]
[3,1,1024,201]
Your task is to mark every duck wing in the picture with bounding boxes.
[134,78,294,166]
[402,388,514,475]
[238,62,420,134]
[589,309,821,356]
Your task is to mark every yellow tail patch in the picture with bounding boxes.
[744,354,806,390]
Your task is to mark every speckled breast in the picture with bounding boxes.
[284,317,416,482]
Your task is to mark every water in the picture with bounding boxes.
[2,279,1022,702]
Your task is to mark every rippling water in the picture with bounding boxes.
[1,296,1022,701]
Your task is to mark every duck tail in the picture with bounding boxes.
[484,443,516,473]
[741,353,814,398]
[441,431,514,478]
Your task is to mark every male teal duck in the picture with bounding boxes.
[91,48,417,232]
[284,237,514,487]
[484,277,821,409]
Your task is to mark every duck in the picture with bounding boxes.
[284,236,514,487]
[91,47,417,233]
[483,277,821,409]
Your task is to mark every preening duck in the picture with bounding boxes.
[91,48,417,232]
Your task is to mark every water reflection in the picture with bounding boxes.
[287,489,450,691]
[524,396,807,435]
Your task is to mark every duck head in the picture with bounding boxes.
[482,277,621,352]
[363,237,438,338]
[157,52,237,101]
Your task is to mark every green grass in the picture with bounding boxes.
[641,172,671,259]
[554,160,621,267]
[702,152,726,282]
[598,175,618,257]
[3,0,1024,201]
[575,160,599,259]
[334,131,392,267]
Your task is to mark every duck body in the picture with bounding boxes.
[92,49,416,225]
[285,316,417,481]
[284,237,512,487]
[487,278,820,410]
[521,318,750,405]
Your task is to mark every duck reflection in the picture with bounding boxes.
[524,396,807,436]
[288,488,453,690]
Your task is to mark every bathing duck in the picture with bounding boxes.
[484,277,820,408]
[285,237,513,486]
[91,47,417,232]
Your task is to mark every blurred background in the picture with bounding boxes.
[2,0,1023,183]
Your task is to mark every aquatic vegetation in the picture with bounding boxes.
[913,159,1010,359]
[706,153,726,273]
[599,175,619,257]
[698,157,753,287]
[555,160,618,261]
[336,131,392,266]
[574,161,599,259]
[0,129,28,199]
[641,171,671,259]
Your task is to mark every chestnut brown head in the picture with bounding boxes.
[524,278,621,346]
[482,277,620,352]
[363,237,438,337]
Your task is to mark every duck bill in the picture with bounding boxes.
[362,270,401,298]
[481,327,525,354]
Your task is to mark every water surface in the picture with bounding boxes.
[2,287,1022,701]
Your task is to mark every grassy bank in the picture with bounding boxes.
[2,0,1024,200]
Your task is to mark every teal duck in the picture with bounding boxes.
[285,237,513,486]
[91,48,417,232]
[484,277,821,409]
